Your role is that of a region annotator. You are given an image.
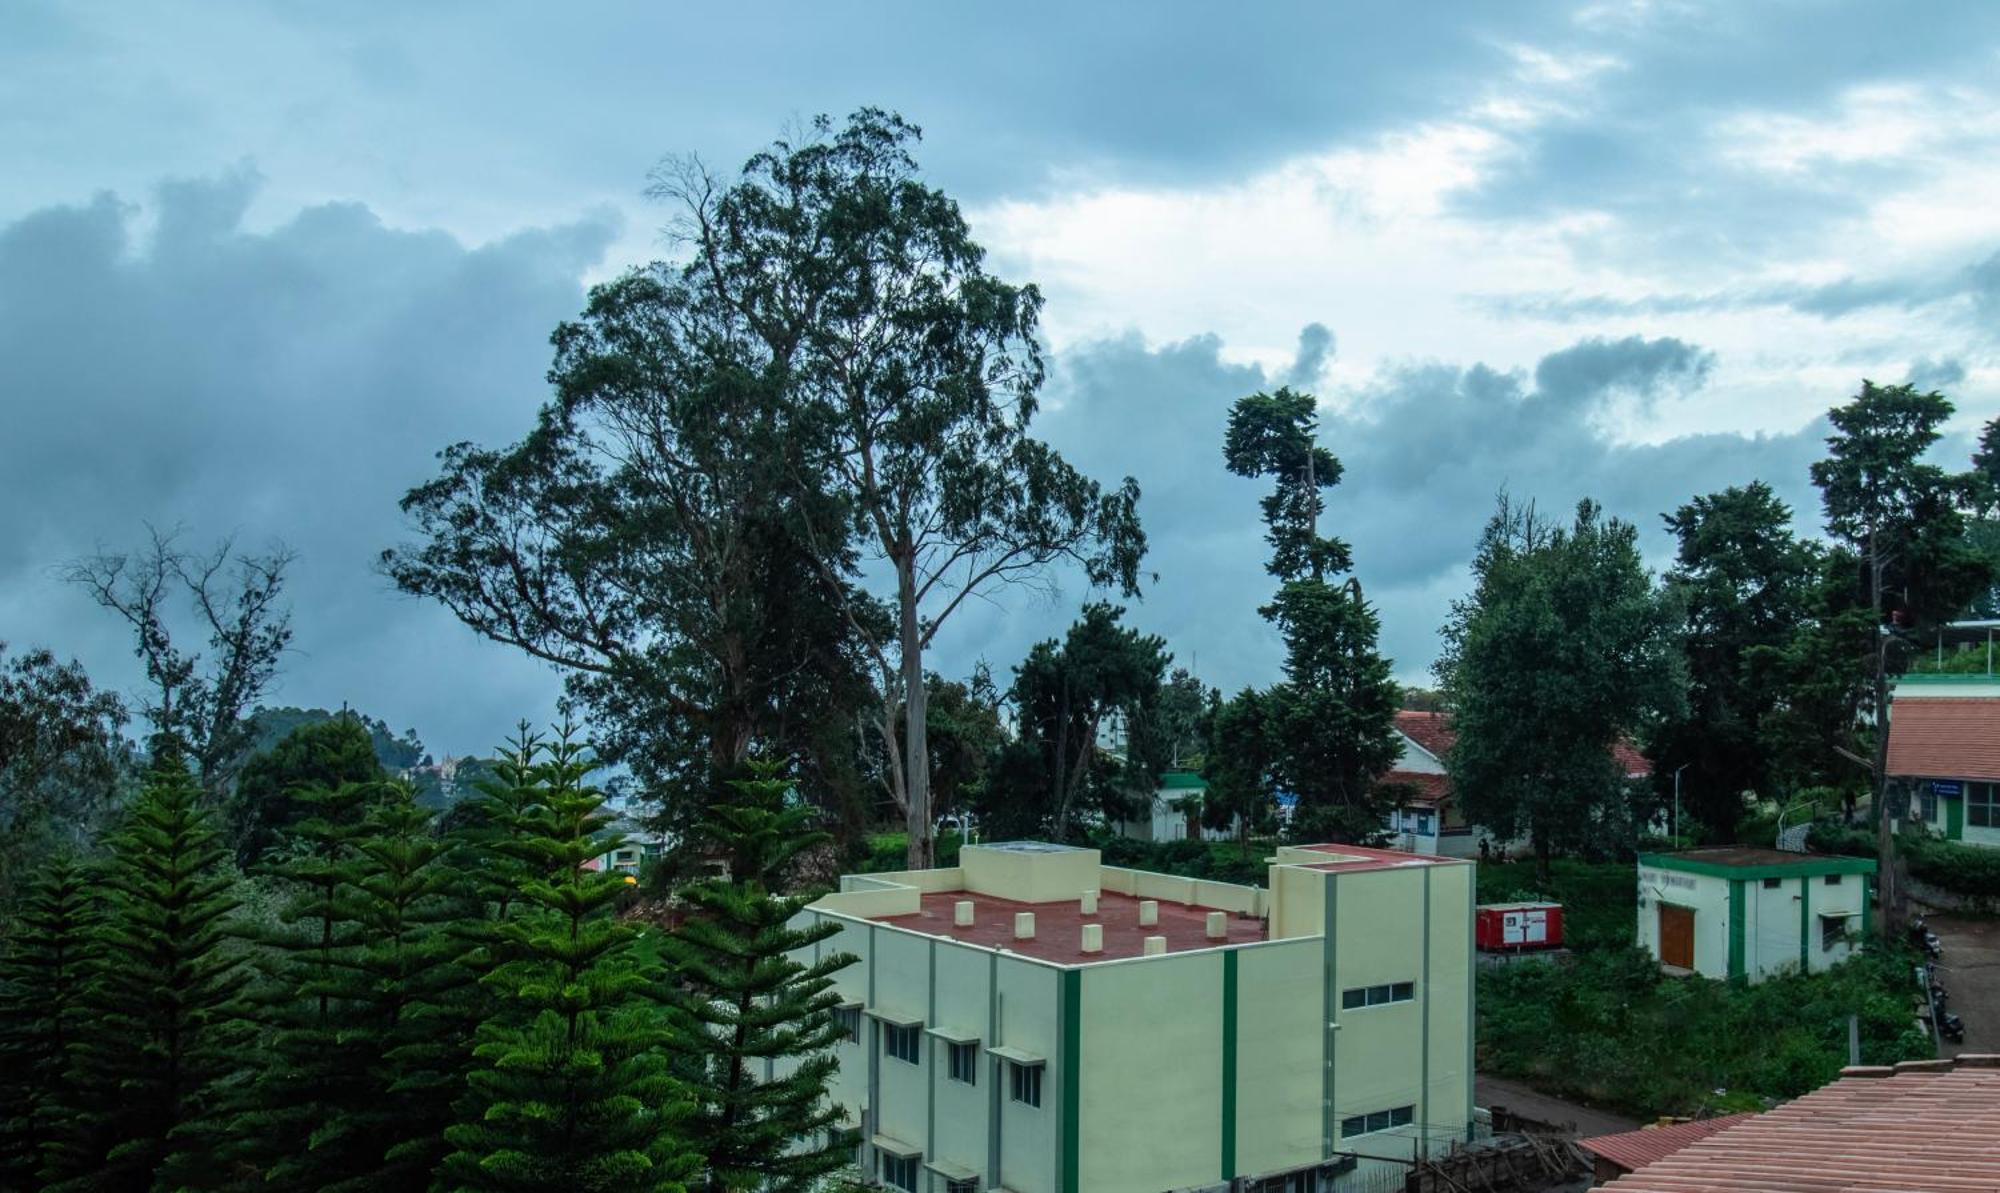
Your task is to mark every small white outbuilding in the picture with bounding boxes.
[1636,848,1876,983]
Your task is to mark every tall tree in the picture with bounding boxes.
[912,667,1005,827]
[64,527,293,802]
[657,762,855,1193]
[1807,381,1992,930]
[1437,497,1683,880]
[0,855,97,1188]
[383,255,874,855]
[654,110,1146,868]
[0,643,129,899]
[228,713,386,867]
[1201,688,1279,841]
[1224,387,1401,834]
[440,728,692,1191]
[1653,482,1821,838]
[44,762,252,1191]
[1156,667,1218,769]
[1965,415,2000,618]
[983,604,1170,840]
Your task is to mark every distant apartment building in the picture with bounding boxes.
[799,840,1474,1193]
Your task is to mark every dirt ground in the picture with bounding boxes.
[1926,915,2000,1056]
[1475,1074,1642,1138]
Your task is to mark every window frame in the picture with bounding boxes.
[883,1022,920,1065]
[1008,1060,1043,1107]
[834,1005,860,1045]
[879,1152,919,1192]
[1341,981,1416,1010]
[1970,781,1998,829]
[947,1040,978,1085]
[1340,1104,1414,1138]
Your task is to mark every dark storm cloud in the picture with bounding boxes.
[972,328,1830,696]
[1282,323,1336,389]
[0,175,617,756]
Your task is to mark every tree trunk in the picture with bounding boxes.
[1867,534,1903,939]
[898,554,933,870]
[1534,830,1552,886]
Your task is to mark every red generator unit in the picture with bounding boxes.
[1475,902,1564,951]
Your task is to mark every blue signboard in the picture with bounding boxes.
[1933,780,1964,798]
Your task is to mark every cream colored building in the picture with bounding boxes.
[799,840,1474,1193]
[1636,849,1875,983]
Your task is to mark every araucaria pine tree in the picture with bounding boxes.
[330,783,476,1189]
[0,854,98,1188]
[441,727,693,1191]
[658,760,857,1193]
[228,779,376,1187]
[45,760,252,1192]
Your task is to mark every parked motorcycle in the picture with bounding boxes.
[1941,1012,1966,1044]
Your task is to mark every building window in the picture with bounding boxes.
[1822,914,1848,951]
[944,1179,979,1193]
[884,1022,920,1065]
[1340,1105,1414,1138]
[1340,981,1415,1010]
[879,1153,919,1191]
[948,1040,978,1085]
[1008,1061,1042,1107]
[834,1006,860,1044]
[1248,1172,1319,1193]
[1823,873,1843,887]
[1919,788,1939,822]
[1761,877,1782,889]
[1970,781,1998,829]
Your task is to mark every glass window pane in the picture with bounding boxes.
[1341,1115,1364,1136]
[1391,982,1414,1002]
[1342,988,1365,1010]
[1367,985,1390,1006]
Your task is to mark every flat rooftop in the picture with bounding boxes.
[1648,847,1864,870]
[1288,841,1469,872]
[874,888,1267,963]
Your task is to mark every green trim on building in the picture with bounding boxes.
[1159,770,1207,790]
[1727,880,1747,982]
[1640,851,1877,882]
[1894,672,2000,685]
[1948,795,1966,840]
[1061,968,1081,1193]
[1221,950,1239,1181]
[1798,876,1810,971]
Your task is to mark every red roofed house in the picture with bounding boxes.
[1888,672,2000,846]
[1579,1113,1757,1185]
[1380,711,1652,858]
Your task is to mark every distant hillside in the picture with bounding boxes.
[245,705,427,773]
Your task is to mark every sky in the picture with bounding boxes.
[4,0,1999,760]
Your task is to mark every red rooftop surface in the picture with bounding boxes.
[1290,842,1469,872]
[1604,1055,2000,1191]
[1887,696,2000,782]
[874,889,1267,964]
[1581,1114,1757,1177]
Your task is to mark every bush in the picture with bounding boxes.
[1807,821,1876,858]
[1903,834,2000,898]
[1476,860,1637,952]
[1478,946,1931,1119]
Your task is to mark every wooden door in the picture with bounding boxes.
[1658,903,1695,969]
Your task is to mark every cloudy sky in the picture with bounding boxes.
[5,1,1998,759]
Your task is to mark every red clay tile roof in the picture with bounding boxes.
[1379,770,1449,804]
[1581,1114,1757,1174]
[1390,711,1652,779]
[1603,1056,2000,1191]
[1887,697,2000,781]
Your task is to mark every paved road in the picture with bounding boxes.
[1928,915,2000,1055]
[1475,1075,1642,1138]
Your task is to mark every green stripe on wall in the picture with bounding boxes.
[1728,879,1746,981]
[1061,968,1081,1193]
[1221,951,1239,1180]
[1799,876,1810,970]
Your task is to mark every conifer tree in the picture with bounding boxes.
[330,783,476,1189]
[0,854,98,1188]
[229,780,376,1186]
[441,727,693,1191]
[45,760,252,1191]
[657,761,856,1193]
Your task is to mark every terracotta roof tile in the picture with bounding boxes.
[1581,1114,1758,1174]
[1379,770,1449,804]
[1887,697,2000,782]
[1389,711,1651,779]
[1603,1055,2000,1191]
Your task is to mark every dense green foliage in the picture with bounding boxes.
[1221,386,1401,837]
[1475,859,1640,953]
[657,763,855,1192]
[0,643,129,900]
[229,714,386,867]
[982,604,1171,840]
[0,854,96,1187]
[1439,498,1684,875]
[1478,948,1932,1119]
[45,763,251,1191]
[442,730,693,1191]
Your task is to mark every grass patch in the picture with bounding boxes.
[1477,946,1932,1119]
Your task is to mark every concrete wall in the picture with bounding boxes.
[1097,866,1263,916]
[962,845,1100,904]
[1637,865,1730,978]
[1636,865,1868,982]
[1233,939,1325,1179]
[1076,950,1226,1192]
